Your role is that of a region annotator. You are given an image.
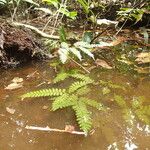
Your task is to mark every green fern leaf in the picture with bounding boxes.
[142,106,150,116]
[73,101,92,133]
[137,106,150,116]
[114,95,127,108]
[75,86,91,96]
[21,88,66,99]
[68,81,92,93]
[69,47,82,61]
[131,96,145,109]
[99,80,125,91]
[53,72,69,83]
[135,109,150,125]
[80,97,105,111]
[70,73,94,82]
[52,94,77,111]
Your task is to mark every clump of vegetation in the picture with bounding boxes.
[21,71,105,133]
[21,69,150,134]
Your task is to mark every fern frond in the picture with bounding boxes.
[80,97,105,111]
[137,106,150,116]
[68,81,92,93]
[53,72,69,83]
[122,108,135,125]
[75,86,91,96]
[114,95,127,108]
[135,110,150,125]
[73,101,92,133]
[131,96,145,109]
[21,88,66,99]
[52,94,77,111]
[99,80,125,91]
[70,73,94,82]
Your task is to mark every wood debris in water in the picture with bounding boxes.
[25,125,87,136]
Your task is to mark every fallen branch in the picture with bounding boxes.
[12,22,60,40]
[25,125,87,136]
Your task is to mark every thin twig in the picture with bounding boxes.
[25,125,87,136]
[90,27,110,44]
[69,57,90,73]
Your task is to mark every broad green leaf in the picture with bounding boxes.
[79,47,94,59]
[42,0,59,8]
[58,47,69,63]
[77,0,89,14]
[69,47,82,60]
[59,7,77,19]
[82,32,93,43]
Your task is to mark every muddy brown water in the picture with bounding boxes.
[0,62,149,150]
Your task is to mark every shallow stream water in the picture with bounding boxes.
[0,62,149,150]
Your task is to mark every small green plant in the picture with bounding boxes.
[117,8,145,24]
[21,72,104,133]
[42,0,77,20]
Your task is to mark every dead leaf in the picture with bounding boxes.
[96,19,118,26]
[6,107,15,114]
[12,77,23,83]
[5,77,23,90]
[5,82,23,90]
[110,37,126,46]
[135,52,150,64]
[42,105,49,110]
[135,67,150,74]
[65,125,75,132]
[95,59,112,69]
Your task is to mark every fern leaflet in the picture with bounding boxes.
[52,94,77,111]
[70,73,94,82]
[73,101,92,133]
[80,97,105,111]
[53,72,69,83]
[68,81,92,93]
[135,110,150,125]
[75,86,91,96]
[21,88,66,99]
[114,95,127,108]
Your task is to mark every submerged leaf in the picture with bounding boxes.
[102,87,111,95]
[135,52,150,64]
[114,95,127,108]
[95,59,112,69]
[5,82,23,90]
